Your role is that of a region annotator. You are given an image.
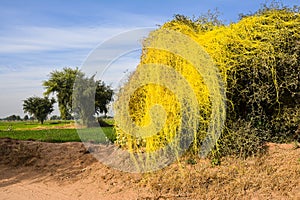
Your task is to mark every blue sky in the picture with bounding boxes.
[0,0,298,118]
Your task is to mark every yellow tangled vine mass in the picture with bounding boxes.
[114,8,300,159]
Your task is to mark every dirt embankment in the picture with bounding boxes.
[0,138,299,199]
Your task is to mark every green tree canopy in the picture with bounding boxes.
[44,67,113,126]
[23,96,56,124]
[23,115,29,121]
[95,80,114,116]
[4,115,21,121]
[43,67,80,120]
[73,74,113,127]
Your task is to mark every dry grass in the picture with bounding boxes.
[143,143,300,199]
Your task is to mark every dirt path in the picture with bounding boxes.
[0,138,151,200]
[0,138,299,199]
[0,165,146,200]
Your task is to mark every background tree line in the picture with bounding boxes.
[23,67,113,125]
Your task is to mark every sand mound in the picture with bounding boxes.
[0,138,299,199]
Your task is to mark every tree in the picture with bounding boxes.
[73,74,113,127]
[5,115,17,121]
[4,115,22,121]
[23,96,56,124]
[43,67,80,120]
[16,115,21,121]
[24,115,29,121]
[95,80,113,116]
[50,115,61,120]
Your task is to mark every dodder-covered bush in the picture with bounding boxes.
[115,6,300,160]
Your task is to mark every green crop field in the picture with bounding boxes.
[0,120,74,131]
[0,120,116,143]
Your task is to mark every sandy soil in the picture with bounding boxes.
[0,138,299,200]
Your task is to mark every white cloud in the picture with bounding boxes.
[0,7,162,54]
[0,26,130,53]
